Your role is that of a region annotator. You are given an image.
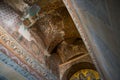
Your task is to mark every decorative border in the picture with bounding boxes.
[0,51,38,80]
[0,26,57,80]
[0,44,40,80]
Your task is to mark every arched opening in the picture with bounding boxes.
[62,62,100,80]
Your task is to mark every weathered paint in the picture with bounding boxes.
[63,0,120,80]
[0,51,38,80]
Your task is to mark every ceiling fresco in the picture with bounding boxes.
[0,0,100,80]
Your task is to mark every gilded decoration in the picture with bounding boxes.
[70,69,101,80]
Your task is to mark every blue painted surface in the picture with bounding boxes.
[28,4,40,16]
[0,75,8,80]
[0,51,38,80]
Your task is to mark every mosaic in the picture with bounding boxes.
[70,69,101,80]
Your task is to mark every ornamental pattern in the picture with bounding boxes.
[0,51,38,80]
[0,26,57,80]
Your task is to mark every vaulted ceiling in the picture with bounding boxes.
[3,0,81,54]
[0,0,94,80]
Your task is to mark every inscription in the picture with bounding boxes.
[0,26,57,80]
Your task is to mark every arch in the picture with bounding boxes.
[62,62,97,80]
